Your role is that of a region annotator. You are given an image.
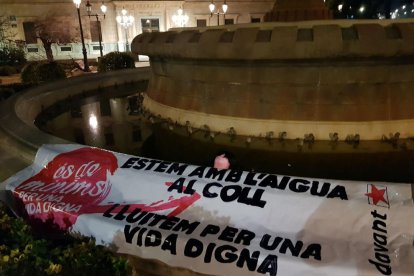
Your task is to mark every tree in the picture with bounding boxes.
[33,15,88,62]
[0,14,26,67]
[0,14,16,46]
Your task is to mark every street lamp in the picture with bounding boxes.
[172,7,189,27]
[209,0,228,26]
[73,0,89,72]
[86,1,107,57]
[116,8,134,52]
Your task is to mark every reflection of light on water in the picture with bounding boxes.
[86,113,104,146]
[89,114,98,130]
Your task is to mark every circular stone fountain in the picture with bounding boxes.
[132,19,414,141]
[131,19,414,182]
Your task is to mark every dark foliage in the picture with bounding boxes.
[0,47,26,67]
[97,52,135,72]
[21,62,66,84]
[0,205,131,275]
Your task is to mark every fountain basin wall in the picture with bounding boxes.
[132,19,414,140]
[0,68,150,164]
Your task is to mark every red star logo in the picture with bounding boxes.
[365,185,388,205]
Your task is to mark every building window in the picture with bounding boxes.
[224,18,234,25]
[60,46,72,52]
[251,17,261,23]
[197,19,207,27]
[141,19,159,33]
[27,47,39,53]
[93,45,103,51]
[90,21,101,42]
[23,22,37,44]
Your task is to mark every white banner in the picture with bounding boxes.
[2,144,414,275]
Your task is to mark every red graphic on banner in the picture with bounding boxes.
[365,184,389,207]
[13,147,202,230]
[14,147,118,230]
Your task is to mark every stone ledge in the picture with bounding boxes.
[132,19,414,60]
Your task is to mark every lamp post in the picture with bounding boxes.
[86,1,107,57]
[172,7,189,27]
[116,8,134,52]
[209,0,228,26]
[73,0,89,72]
